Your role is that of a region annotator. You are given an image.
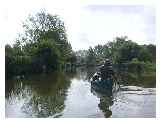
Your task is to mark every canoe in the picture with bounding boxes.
[91,78,113,94]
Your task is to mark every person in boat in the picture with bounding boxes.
[92,59,114,81]
[91,59,115,93]
[99,59,114,81]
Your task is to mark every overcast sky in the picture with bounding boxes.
[0,0,156,51]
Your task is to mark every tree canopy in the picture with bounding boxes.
[5,10,75,79]
[76,36,156,66]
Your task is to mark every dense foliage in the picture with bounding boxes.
[76,36,156,66]
[75,36,156,86]
[5,11,76,79]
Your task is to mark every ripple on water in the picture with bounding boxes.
[111,86,156,118]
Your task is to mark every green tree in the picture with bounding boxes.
[31,39,61,73]
[5,10,74,79]
[94,44,105,63]
[21,10,72,62]
[115,41,140,63]
[138,45,152,62]
[75,50,88,65]
[5,44,14,79]
[86,47,96,66]
[146,44,156,63]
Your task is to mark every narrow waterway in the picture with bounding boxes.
[5,67,156,118]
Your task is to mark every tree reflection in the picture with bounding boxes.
[91,84,114,118]
[6,72,72,117]
[75,66,97,81]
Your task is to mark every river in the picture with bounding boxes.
[5,67,156,118]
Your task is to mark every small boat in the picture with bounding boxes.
[90,59,118,94]
[90,72,113,94]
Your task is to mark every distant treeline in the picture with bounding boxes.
[5,11,76,79]
[75,37,156,86]
[76,36,155,66]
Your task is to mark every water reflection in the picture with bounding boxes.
[91,86,113,117]
[74,67,97,81]
[116,71,156,88]
[6,72,72,117]
[5,67,156,118]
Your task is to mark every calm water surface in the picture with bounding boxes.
[5,67,156,118]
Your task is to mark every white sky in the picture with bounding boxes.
[0,0,156,51]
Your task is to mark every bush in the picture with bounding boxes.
[31,39,61,73]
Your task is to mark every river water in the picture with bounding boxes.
[5,67,156,118]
